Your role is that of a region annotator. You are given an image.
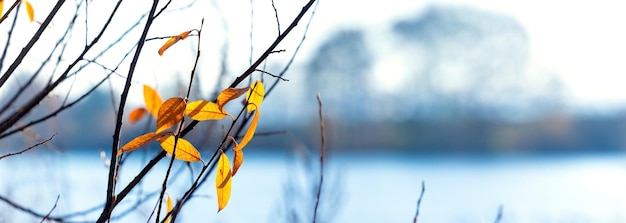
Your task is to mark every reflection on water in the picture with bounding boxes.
[1,151,626,222]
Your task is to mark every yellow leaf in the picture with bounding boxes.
[237,108,259,150]
[156,97,186,134]
[165,194,173,223]
[129,107,148,124]
[22,0,34,23]
[143,85,163,118]
[185,100,228,121]
[216,87,249,109]
[158,136,201,162]
[215,150,232,212]
[158,30,192,56]
[245,81,264,113]
[232,146,243,177]
[1,0,4,19]
[118,131,170,155]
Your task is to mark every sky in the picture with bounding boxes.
[303,0,626,110]
[3,0,626,112]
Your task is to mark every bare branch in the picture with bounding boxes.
[271,0,281,36]
[0,195,64,222]
[40,195,60,223]
[493,205,503,223]
[100,0,162,221]
[255,69,289,81]
[412,181,426,223]
[0,133,56,160]
[312,93,326,223]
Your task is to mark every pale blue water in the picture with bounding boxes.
[1,151,626,222]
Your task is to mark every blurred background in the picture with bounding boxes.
[1,0,626,222]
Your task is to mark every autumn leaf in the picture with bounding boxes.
[232,146,244,177]
[158,30,192,56]
[118,131,171,155]
[245,81,264,113]
[22,0,34,23]
[158,135,201,162]
[216,87,249,109]
[185,100,228,121]
[129,107,148,124]
[1,0,4,18]
[215,150,232,212]
[144,85,163,118]
[236,107,259,150]
[156,97,186,134]
[165,194,173,223]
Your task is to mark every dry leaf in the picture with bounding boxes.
[118,131,171,155]
[165,194,173,223]
[216,87,249,109]
[22,1,34,23]
[158,135,201,162]
[143,85,163,118]
[215,150,232,212]
[1,0,5,18]
[237,108,259,150]
[185,100,228,121]
[129,107,148,124]
[245,81,264,113]
[232,147,243,177]
[156,97,186,134]
[158,30,192,56]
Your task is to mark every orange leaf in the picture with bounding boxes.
[215,150,232,212]
[165,194,173,223]
[158,135,201,162]
[245,81,264,113]
[156,97,186,134]
[129,107,148,124]
[1,0,4,19]
[143,85,163,118]
[22,1,34,23]
[158,30,192,56]
[238,107,259,150]
[216,87,249,109]
[118,131,171,155]
[185,100,228,121]
[232,145,243,177]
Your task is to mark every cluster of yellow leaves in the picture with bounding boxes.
[121,85,200,161]
[216,80,264,212]
[0,0,34,22]
[121,81,265,212]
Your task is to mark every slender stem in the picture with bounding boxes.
[99,0,160,222]
[412,181,426,223]
[312,93,325,223]
[0,0,66,89]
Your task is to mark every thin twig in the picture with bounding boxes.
[0,0,20,24]
[0,195,64,222]
[265,0,319,96]
[312,93,325,223]
[0,0,66,89]
[413,181,426,223]
[254,69,289,81]
[0,2,20,73]
[229,0,317,89]
[40,195,60,223]
[271,0,281,36]
[0,133,56,160]
[493,205,503,223]
[99,0,161,222]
